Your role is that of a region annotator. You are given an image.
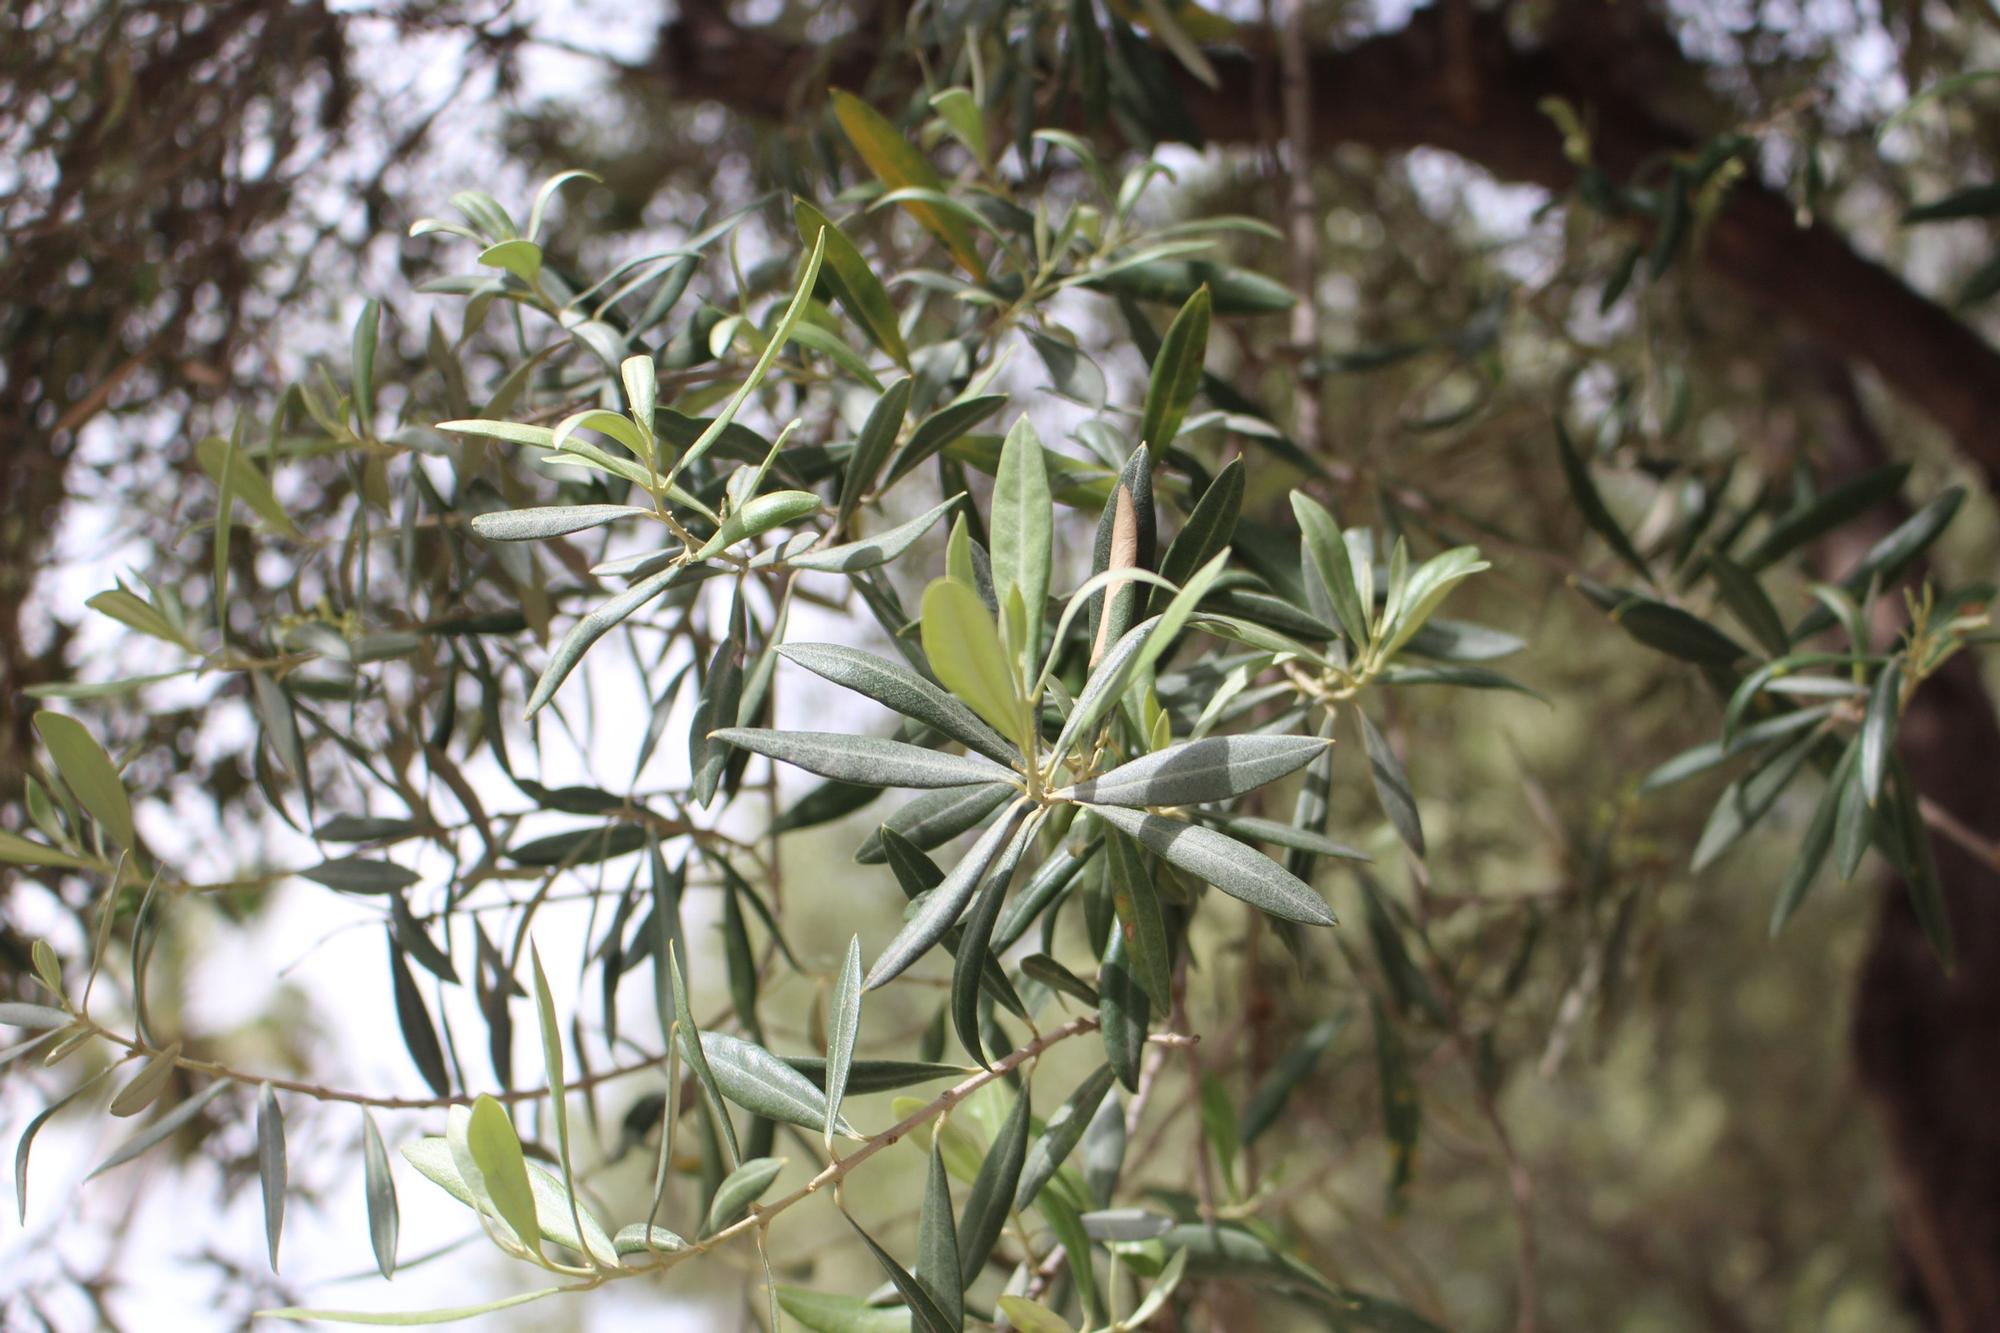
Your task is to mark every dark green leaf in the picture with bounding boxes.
[1138,286,1210,448]
[917,1138,965,1330]
[956,1084,1030,1285]
[1554,420,1651,583]
[1017,1064,1115,1211]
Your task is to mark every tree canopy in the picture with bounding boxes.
[6,2,2000,1331]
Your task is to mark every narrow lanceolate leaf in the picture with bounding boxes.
[921,578,1031,750]
[956,1085,1030,1286]
[529,945,586,1263]
[917,1137,965,1331]
[89,1079,234,1180]
[1153,456,1243,615]
[34,711,134,849]
[795,198,909,367]
[699,1030,856,1136]
[786,495,958,573]
[703,1156,787,1236]
[1060,734,1328,807]
[0,830,97,870]
[824,936,864,1154]
[1137,285,1210,448]
[1290,493,1369,646]
[0,1002,75,1031]
[1890,759,1953,970]
[778,644,1017,766]
[302,857,422,894]
[867,802,1028,990]
[526,566,700,716]
[711,728,1015,790]
[1791,488,1965,639]
[258,1083,287,1270]
[855,782,1015,864]
[1017,1064,1116,1211]
[995,1298,1076,1333]
[669,944,740,1166]
[1707,552,1790,658]
[991,417,1053,674]
[1106,828,1171,1011]
[1771,740,1857,937]
[258,1288,568,1326]
[466,1095,541,1256]
[109,1042,182,1116]
[469,505,650,541]
[1243,1015,1345,1144]
[19,1070,112,1221]
[838,377,914,523]
[1358,710,1425,857]
[1085,805,1335,926]
[362,1109,400,1279]
[775,1288,916,1333]
[779,1056,966,1094]
[1861,660,1901,807]
[1740,462,1912,572]
[843,1211,960,1333]
[952,818,1033,1067]
[1553,419,1652,583]
[388,931,451,1098]
[831,90,986,277]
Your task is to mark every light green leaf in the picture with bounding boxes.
[258,1287,571,1326]
[1290,493,1369,646]
[195,435,300,539]
[921,578,1031,750]
[0,831,96,870]
[996,1297,1076,1333]
[88,1079,234,1180]
[702,1155,786,1235]
[991,417,1053,675]
[478,238,543,282]
[466,1094,541,1257]
[775,1288,912,1333]
[35,711,134,849]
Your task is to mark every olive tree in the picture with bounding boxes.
[3,12,1993,1331]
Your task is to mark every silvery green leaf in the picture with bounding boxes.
[1016,1064,1115,1212]
[259,1287,568,1325]
[699,1030,857,1136]
[613,1223,688,1256]
[1080,1208,1174,1241]
[258,1082,287,1270]
[1860,660,1901,807]
[18,1068,113,1222]
[0,1002,73,1030]
[89,1078,234,1179]
[1084,805,1335,926]
[855,783,1015,864]
[703,1155,787,1236]
[362,1109,399,1279]
[866,802,1028,990]
[787,496,960,573]
[712,728,1016,791]
[1060,734,1329,807]
[401,1129,620,1267]
[469,505,650,541]
[824,937,864,1154]
[527,566,704,716]
[777,645,1018,765]
[108,1042,182,1117]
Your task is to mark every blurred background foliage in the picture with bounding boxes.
[6,1,2000,1330]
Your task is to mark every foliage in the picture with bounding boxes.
[4,5,1998,1330]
